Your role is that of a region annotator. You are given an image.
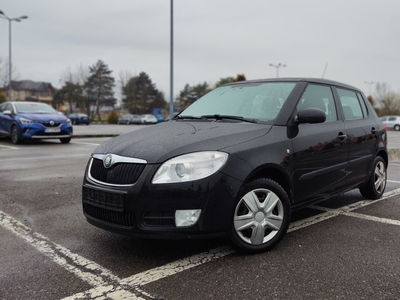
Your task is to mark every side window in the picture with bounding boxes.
[297,84,337,122]
[337,88,364,120]
[388,117,396,121]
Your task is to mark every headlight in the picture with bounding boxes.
[152,151,228,184]
[19,117,35,124]
[66,118,71,124]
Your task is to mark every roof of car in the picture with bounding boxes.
[225,77,360,92]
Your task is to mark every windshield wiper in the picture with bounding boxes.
[201,114,258,123]
[173,115,205,120]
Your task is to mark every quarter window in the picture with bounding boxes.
[337,88,365,120]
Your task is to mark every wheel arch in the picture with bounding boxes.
[377,149,388,168]
[243,164,293,204]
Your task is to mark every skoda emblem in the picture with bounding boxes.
[49,120,55,126]
[103,154,113,168]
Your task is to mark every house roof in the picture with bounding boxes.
[11,80,55,92]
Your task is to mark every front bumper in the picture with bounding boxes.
[20,123,73,139]
[82,162,243,239]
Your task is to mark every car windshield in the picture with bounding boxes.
[179,82,296,122]
[15,102,58,114]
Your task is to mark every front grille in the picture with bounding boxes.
[41,121,61,127]
[83,203,135,227]
[82,186,125,212]
[90,158,145,185]
[143,211,175,227]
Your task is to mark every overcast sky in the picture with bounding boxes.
[1,0,399,101]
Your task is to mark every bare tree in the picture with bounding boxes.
[0,56,20,89]
[374,83,400,116]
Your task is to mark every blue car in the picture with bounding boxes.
[0,101,73,144]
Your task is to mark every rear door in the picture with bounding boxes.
[334,88,378,186]
[291,84,348,203]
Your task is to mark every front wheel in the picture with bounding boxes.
[11,125,23,144]
[60,137,71,144]
[230,178,291,254]
[359,156,387,199]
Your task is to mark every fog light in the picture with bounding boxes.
[175,209,201,227]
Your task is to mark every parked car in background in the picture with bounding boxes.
[380,115,400,131]
[140,114,157,124]
[155,114,165,123]
[0,101,73,144]
[82,78,387,254]
[68,113,90,125]
[117,114,141,125]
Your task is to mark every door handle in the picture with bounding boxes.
[337,132,347,141]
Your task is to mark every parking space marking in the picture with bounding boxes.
[2,187,400,300]
[0,210,120,286]
[341,211,400,226]
[388,179,400,184]
[0,144,19,150]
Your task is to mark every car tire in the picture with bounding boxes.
[230,178,291,253]
[359,156,386,200]
[394,124,400,131]
[60,137,71,144]
[11,125,23,144]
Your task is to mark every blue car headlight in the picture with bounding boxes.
[152,151,228,184]
[19,117,36,124]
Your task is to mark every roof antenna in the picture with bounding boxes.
[321,63,328,79]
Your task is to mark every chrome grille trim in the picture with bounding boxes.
[88,154,147,187]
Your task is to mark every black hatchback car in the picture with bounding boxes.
[82,78,388,253]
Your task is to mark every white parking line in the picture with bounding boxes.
[1,187,400,300]
[0,144,19,150]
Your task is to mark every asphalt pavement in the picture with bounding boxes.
[1,124,399,299]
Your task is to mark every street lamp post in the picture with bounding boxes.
[269,63,286,78]
[0,10,28,101]
[364,81,374,96]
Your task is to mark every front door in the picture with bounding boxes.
[291,84,348,204]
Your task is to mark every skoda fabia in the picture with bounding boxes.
[82,78,388,253]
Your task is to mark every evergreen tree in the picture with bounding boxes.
[215,77,234,88]
[122,72,166,114]
[53,81,85,114]
[85,60,115,121]
[176,82,210,109]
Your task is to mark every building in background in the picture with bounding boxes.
[2,80,57,105]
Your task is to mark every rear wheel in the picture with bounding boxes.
[11,125,23,144]
[359,156,386,199]
[230,178,291,253]
[394,124,400,131]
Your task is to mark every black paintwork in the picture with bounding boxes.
[82,78,388,238]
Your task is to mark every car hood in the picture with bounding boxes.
[18,113,68,122]
[93,121,271,163]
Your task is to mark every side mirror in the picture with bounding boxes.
[296,108,326,124]
[3,110,12,115]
